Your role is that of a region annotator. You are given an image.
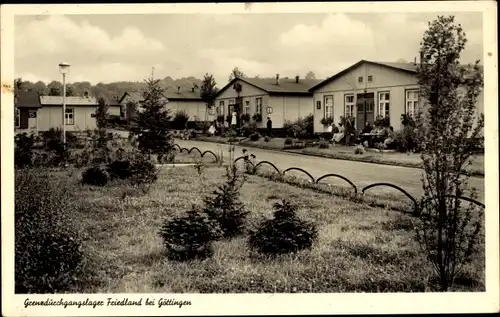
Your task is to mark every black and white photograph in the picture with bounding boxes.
[1,1,498,316]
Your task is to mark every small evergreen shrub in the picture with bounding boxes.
[318,140,329,149]
[250,132,260,141]
[15,133,35,169]
[248,200,318,255]
[15,169,83,293]
[81,166,109,186]
[202,164,249,239]
[159,206,219,261]
[129,154,158,193]
[172,110,190,130]
[284,137,293,145]
[107,160,133,180]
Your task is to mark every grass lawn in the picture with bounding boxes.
[64,165,484,293]
[197,136,484,177]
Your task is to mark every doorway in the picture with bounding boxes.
[356,93,374,130]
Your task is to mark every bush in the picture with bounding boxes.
[264,136,271,142]
[172,110,189,130]
[283,114,314,138]
[106,160,133,180]
[354,144,365,155]
[202,164,249,239]
[248,200,318,255]
[252,113,262,122]
[241,121,258,138]
[320,117,334,126]
[15,169,83,293]
[394,126,419,153]
[15,133,35,168]
[129,154,158,193]
[250,132,260,141]
[81,166,109,186]
[318,140,329,149]
[284,137,293,145]
[240,113,251,123]
[159,206,219,261]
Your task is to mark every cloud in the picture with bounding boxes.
[280,13,375,47]
[15,15,165,60]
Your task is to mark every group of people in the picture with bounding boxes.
[206,116,273,137]
[326,119,395,148]
[327,117,356,144]
[359,122,395,148]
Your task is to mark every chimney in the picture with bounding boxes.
[419,51,424,65]
[295,75,299,83]
[413,57,417,66]
[276,74,280,85]
[83,91,89,98]
[177,86,180,94]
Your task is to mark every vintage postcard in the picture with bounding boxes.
[1,1,498,316]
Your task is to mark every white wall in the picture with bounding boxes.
[215,79,269,120]
[166,100,216,122]
[37,105,121,132]
[312,62,420,132]
[268,95,314,128]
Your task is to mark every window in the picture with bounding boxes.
[378,92,390,118]
[255,97,263,114]
[15,108,20,128]
[358,76,363,83]
[324,95,333,119]
[344,95,355,118]
[406,90,419,117]
[65,108,74,125]
[368,75,373,82]
[244,100,250,114]
[229,99,235,105]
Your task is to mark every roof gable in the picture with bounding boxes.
[310,60,483,91]
[216,76,322,98]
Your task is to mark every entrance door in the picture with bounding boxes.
[356,93,374,130]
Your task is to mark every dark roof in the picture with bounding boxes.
[102,95,122,106]
[40,95,99,106]
[118,92,143,104]
[15,91,42,108]
[216,76,322,98]
[163,88,202,101]
[310,60,484,91]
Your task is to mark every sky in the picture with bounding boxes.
[14,12,483,86]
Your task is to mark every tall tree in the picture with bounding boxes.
[200,73,218,122]
[228,67,246,82]
[305,71,316,80]
[47,81,62,96]
[14,78,23,103]
[94,97,110,163]
[414,15,484,291]
[130,76,173,160]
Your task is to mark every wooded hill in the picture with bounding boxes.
[16,76,205,101]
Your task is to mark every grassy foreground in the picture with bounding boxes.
[65,164,484,293]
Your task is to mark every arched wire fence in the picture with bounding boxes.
[173,144,484,215]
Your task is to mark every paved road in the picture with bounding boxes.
[176,139,485,203]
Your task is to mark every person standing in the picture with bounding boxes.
[266,117,273,137]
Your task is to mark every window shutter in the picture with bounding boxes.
[20,108,29,129]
